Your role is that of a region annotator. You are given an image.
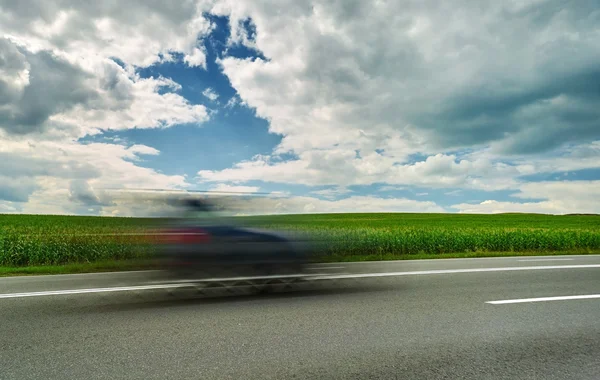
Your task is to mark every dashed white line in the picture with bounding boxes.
[487,294,600,305]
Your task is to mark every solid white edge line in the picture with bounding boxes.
[0,284,192,299]
[518,258,574,262]
[487,294,600,305]
[311,264,600,280]
[2,264,600,299]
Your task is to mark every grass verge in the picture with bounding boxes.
[318,249,600,263]
[1,250,599,276]
[0,259,157,276]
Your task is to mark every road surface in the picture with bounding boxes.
[1,255,599,379]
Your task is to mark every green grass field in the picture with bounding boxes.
[1,213,599,270]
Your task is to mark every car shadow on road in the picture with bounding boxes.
[65,279,402,314]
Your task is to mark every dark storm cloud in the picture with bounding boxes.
[0,177,37,202]
[416,66,600,154]
[361,0,600,155]
[67,180,114,207]
[0,39,99,135]
[0,151,101,203]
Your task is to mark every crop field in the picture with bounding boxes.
[1,213,600,267]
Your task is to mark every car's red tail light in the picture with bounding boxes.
[157,228,211,244]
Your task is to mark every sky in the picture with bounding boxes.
[0,0,599,216]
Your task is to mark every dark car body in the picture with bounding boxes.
[155,199,313,280]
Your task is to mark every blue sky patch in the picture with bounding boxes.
[80,15,280,182]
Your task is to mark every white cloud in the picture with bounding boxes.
[198,152,525,191]
[209,184,260,193]
[0,176,37,202]
[271,195,444,214]
[210,195,446,215]
[202,87,220,101]
[0,201,17,213]
[1,0,599,216]
[310,187,351,200]
[0,38,30,104]
[214,0,600,154]
[106,194,445,217]
[462,141,600,177]
[452,200,564,215]
[24,190,444,217]
[0,2,212,138]
[225,95,241,109]
[379,186,405,192]
[201,0,600,211]
[58,65,209,136]
[514,181,600,208]
[184,47,208,68]
[0,140,187,192]
[0,43,209,138]
[126,145,161,157]
[0,0,214,68]
[0,136,189,214]
[452,181,600,214]
[0,2,213,215]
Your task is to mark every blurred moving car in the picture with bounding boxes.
[155,198,313,281]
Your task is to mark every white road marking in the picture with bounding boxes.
[1,264,599,300]
[518,258,574,262]
[0,270,162,281]
[311,264,600,280]
[0,284,194,299]
[487,294,600,305]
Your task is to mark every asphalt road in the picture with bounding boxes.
[1,255,599,379]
